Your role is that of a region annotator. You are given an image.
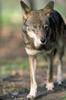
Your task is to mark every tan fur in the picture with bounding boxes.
[20,1,66,98]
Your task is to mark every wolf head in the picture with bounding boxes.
[20,0,54,48]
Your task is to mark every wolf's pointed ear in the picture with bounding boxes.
[20,0,31,14]
[43,1,54,16]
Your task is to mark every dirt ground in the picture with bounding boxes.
[0,65,66,100]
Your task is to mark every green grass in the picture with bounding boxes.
[0,55,47,76]
[63,96,66,100]
[0,57,29,76]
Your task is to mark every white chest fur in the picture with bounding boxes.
[25,48,52,56]
[25,48,40,55]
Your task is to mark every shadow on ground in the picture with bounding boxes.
[0,72,66,100]
[0,82,66,100]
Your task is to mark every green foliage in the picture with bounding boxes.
[1,0,23,26]
[55,3,66,18]
[0,0,66,26]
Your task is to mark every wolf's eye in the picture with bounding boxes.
[26,26,30,31]
[44,24,49,30]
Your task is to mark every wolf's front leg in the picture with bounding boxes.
[57,58,63,85]
[57,43,64,84]
[57,54,64,85]
[46,55,54,91]
[27,55,37,99]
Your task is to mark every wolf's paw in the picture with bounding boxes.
[27,84,37,99]
[46,82,54,91]
[57,79,63,85]
[27,93,36,99]
[57,75,63,85]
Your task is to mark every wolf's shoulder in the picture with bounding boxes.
[51,10,64,23]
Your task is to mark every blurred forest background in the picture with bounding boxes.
[0,0,66,76]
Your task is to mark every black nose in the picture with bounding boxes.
[41,37,46,43]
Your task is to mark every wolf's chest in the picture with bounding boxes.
[25,47,53,55]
